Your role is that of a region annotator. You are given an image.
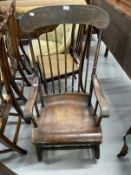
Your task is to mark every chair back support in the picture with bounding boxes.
[1,0,32,76]
[20,5,109,95]
[20,5,109,32]
[8,1,31,68]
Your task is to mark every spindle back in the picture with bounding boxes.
[19,5,109,95]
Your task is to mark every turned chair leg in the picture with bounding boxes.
[117,143,128,158]
[117,126,131,158]
[36,146,43,161]
[94,145,100,159]
[104,47,109,57]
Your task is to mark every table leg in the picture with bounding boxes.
[117,126,131,158]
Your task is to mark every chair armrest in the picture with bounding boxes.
[93,75,109,118]
[23,76,39,121]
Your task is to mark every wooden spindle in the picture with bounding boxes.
[84,25,93,92]
[46,33,55,94]
[63,24,67,92]
[37,37,48,94]
[54,29,61,93]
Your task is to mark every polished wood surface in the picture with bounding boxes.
[94,0,131,78]
[120,0,131,7]
[92,0,131,17]
[106,0,131,17]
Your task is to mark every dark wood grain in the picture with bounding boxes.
[21,4,110,161]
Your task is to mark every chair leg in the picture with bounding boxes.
[117,126,131,158]
[104,47,109,57]
[36,145,43,161]
[1,135,27,154]
[94,145,100,159]
[117,134,128,158]
[19,39,31,66]
[117,143,128,158]
[18,64,31,86]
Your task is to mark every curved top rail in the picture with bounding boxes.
[19,5,110,33]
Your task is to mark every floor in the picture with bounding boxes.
[1,37,131,175]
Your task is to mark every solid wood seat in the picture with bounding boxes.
[32,93,102,144]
